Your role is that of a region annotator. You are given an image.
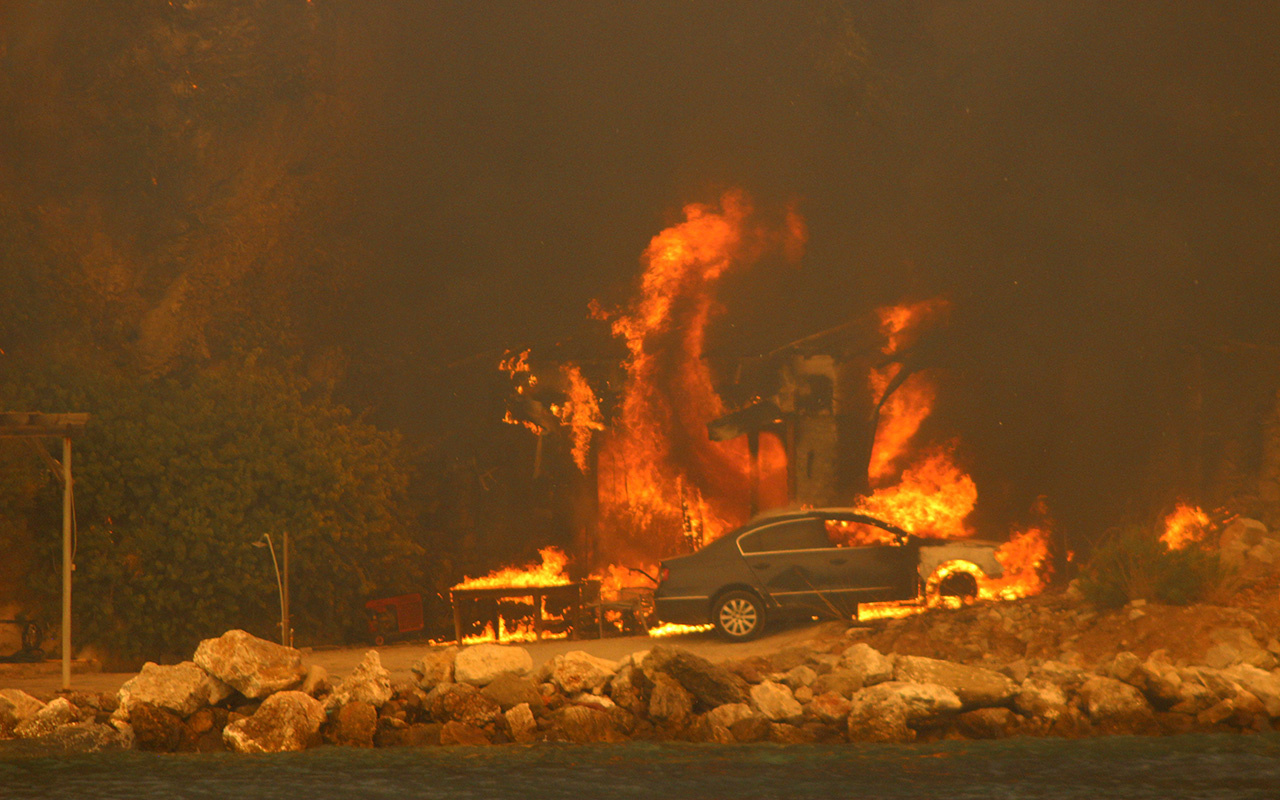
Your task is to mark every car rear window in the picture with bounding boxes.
[739,519,830,553]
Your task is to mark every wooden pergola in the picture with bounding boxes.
[0,412,89,691]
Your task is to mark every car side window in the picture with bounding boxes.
[740,519,830,553]
[825,519,903,547]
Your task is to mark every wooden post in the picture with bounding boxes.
[451,592,463,644]
[282,531,290,647]
[61,436,72,692]
[747,430,760,518]
[532,590,543,641]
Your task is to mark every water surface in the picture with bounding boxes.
[3,734,1278,800]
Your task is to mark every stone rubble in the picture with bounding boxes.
[11,577,1280,753]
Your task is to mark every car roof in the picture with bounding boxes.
[741,507,911,537]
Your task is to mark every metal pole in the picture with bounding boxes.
[61,436,71,692]
[282,531,290,648]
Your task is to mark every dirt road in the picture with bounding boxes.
[0,621,838,698]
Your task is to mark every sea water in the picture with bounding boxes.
[3,734,1279,800]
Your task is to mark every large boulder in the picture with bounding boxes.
[130,702,187,752]
[439,683,502,727]
[1219,518,1270,571]
[749,680,803,722]
[32,722,133,753]
[648,673,694,728]
[607,663,649,716]
[326,650,392,710]
[705,702,754,730]
[953,707,1016,739]
[439,720,490,746]
[543,651,618,695]
[223,691,326,753]
[811,668,863,699]
[504,703,537,743]
[481,673,543,711]
[893,655,1016,709]
[807,691,853,725]
[853,682,962,722]
[1223,664,1280,718]
[842,643,894,686]
[1203,628,1273,670]
[1014,678,1068,721]
[411,646,458,690]
[555,705,623,743]
[330,700,377,747]
[117,661,233,718]
[847,689,913,743]
[0,689,44,728]
[453,644,533,686]
[15,697,83,739]
[1078,676,1155,732]
[194,630,306,699]
[643,646,747,709]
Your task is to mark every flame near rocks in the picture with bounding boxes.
[1160,503,1211,551]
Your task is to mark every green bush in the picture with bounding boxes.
[2,358,423,663]
[1077,524,1222,609]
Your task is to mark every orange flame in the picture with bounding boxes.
[856,448,977,539]
[595,191,792,563]
[982,526,1054,600]
[453,547,571,591]
[552,364,605,472]
[867,299,949,483]
[1160,502,1210,550]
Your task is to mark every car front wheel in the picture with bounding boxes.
[713,591,766,641]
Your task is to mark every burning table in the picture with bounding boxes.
[449,582,586,644]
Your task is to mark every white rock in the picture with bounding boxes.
[705,702,753,730]
[411,646,458,690]
[504,702,537,743]
[571,693,616,711]
[326,650,393,709]
[748,680,803,721]
[193,630,306,699]
[853,681,963,722]
[545,650,618,695]
[15,697,81,739]
[842,643,893,685]
[893,655,1016,708]
[222,691,325,753]
[783,665,817,689]
[1014,678,1068,720]
[0,689,45,727]
[1223,664,1280,718]
[454,643,533,686]
[116,661,234,718]
[299,664,330,697]
[1078,676,1153,725]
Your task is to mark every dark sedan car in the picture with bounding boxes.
[653,508,1004,640]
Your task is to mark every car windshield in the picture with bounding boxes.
[739,518,829,553]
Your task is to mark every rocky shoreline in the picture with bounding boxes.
[4,596,1280,753]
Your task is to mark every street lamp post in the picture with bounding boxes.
[254,532,291,647]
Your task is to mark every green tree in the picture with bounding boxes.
[3,358,422,663]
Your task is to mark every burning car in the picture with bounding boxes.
[653,508,1004,640]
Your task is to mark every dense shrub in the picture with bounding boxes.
[1077,524,1222,609]
[2,359,423,663]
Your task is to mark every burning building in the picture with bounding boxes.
[454,192,1052,641]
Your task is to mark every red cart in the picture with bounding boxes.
[364,593,424,645]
